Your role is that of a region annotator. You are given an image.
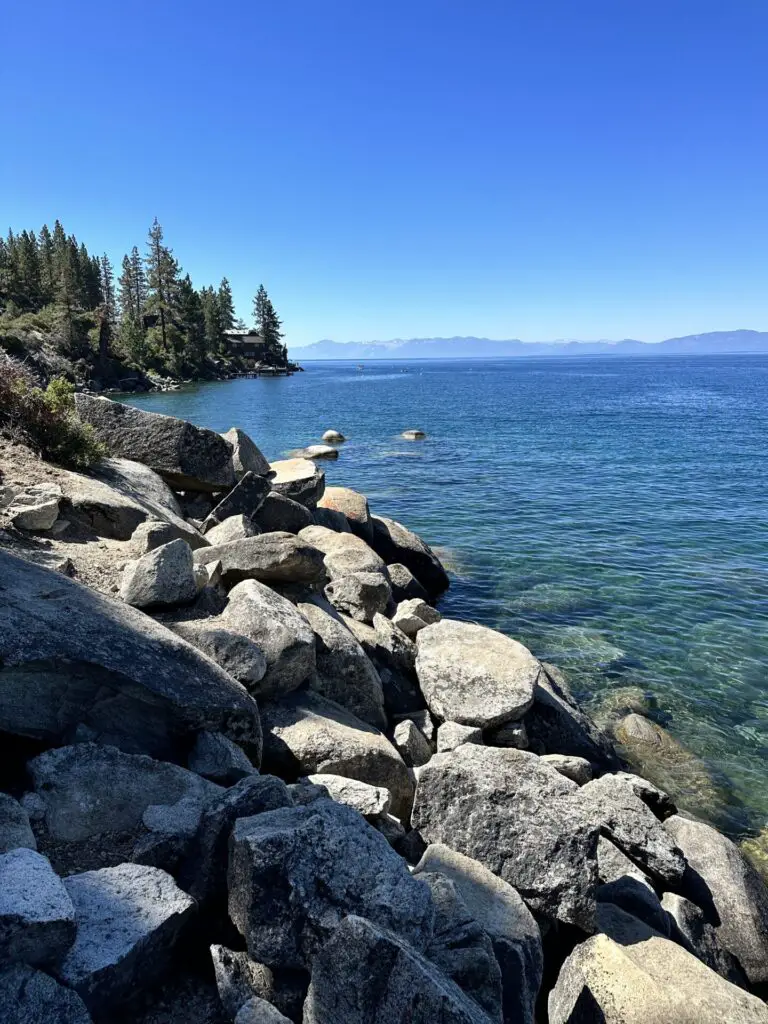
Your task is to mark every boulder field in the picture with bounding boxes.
[0,396,767,1023]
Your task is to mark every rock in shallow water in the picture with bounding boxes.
[415,619,540,729]
[411,743,599,931]
[370,514,449,598]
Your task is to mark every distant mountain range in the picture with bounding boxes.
[288,330,768,361]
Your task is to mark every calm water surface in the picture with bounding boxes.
[128,356,768,836]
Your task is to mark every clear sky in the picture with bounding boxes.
[3,1,767,346]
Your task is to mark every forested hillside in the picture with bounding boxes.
[0,219,283,390]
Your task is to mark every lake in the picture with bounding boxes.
[128,355,768,838]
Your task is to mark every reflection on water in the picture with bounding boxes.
[128,354,768,837]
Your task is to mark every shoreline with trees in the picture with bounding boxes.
[0,218,297,392]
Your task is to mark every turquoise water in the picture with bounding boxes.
[128,356,768,836]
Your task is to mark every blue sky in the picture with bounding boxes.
[3,1,767,345]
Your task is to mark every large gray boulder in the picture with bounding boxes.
[548,930,768,1024]
[392,597,441,637]
[252,492,313,534]
[665,813,768,986]
[180,774,292,905]
[222,580,316,697]
[316,486,372,541]
[415,620,540,729]
[299,525,387,578]
[387,562,429,603]
[313,506,352,533]
[304,914,490,1024]
[0,551,261,761]
[0,849,76,967]
[0,964,93,1024]
[415,844,542,1024]
[235,996,291,1023]
[119,538,198,608]
[27,744,222,873]
[260,690,414,819]
[59,863,196,1014]
[204,513,260,546]
[223,427,271,479]
[228,799,434,970]
[524,666,619,769]
[268,458,325,508]
[412,744,599,930]
[298,599,387,728]
[303,774,392,817]
[419,871,503,1021]
[0,794,36,853]
[63,457,208,547]
[193,532,325,587]
[167,620,268,692]
[188,730,256,784]
[580,775,686,885]
[74,395,236,492]
[370,514,449,597]
[662,892,747,987]
[202,472,271,533]
[325,570,391,622]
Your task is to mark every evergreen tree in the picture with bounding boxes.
[117,250,147,364]
[177,275,206,367]
[145,218,181,358]
[217,277,236,331]
[200,285,223,355]
[17,230,43,310]
[38,225,55,305]
[100,254,116,322]
[252,283,284,360]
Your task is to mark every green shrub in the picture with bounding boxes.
[0,356,107,468]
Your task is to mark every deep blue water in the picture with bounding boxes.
[128,356,768,836]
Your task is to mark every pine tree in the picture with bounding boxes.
[217,277,236,331]
[100,254,116,322]
[145,218,181,360]
[252,283,284,361]
[38,225,55,305]
[200,286,223,355]
[17,230,43,310]
[177,275,207,367]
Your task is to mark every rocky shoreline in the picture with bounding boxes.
[1,395,768,1023]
